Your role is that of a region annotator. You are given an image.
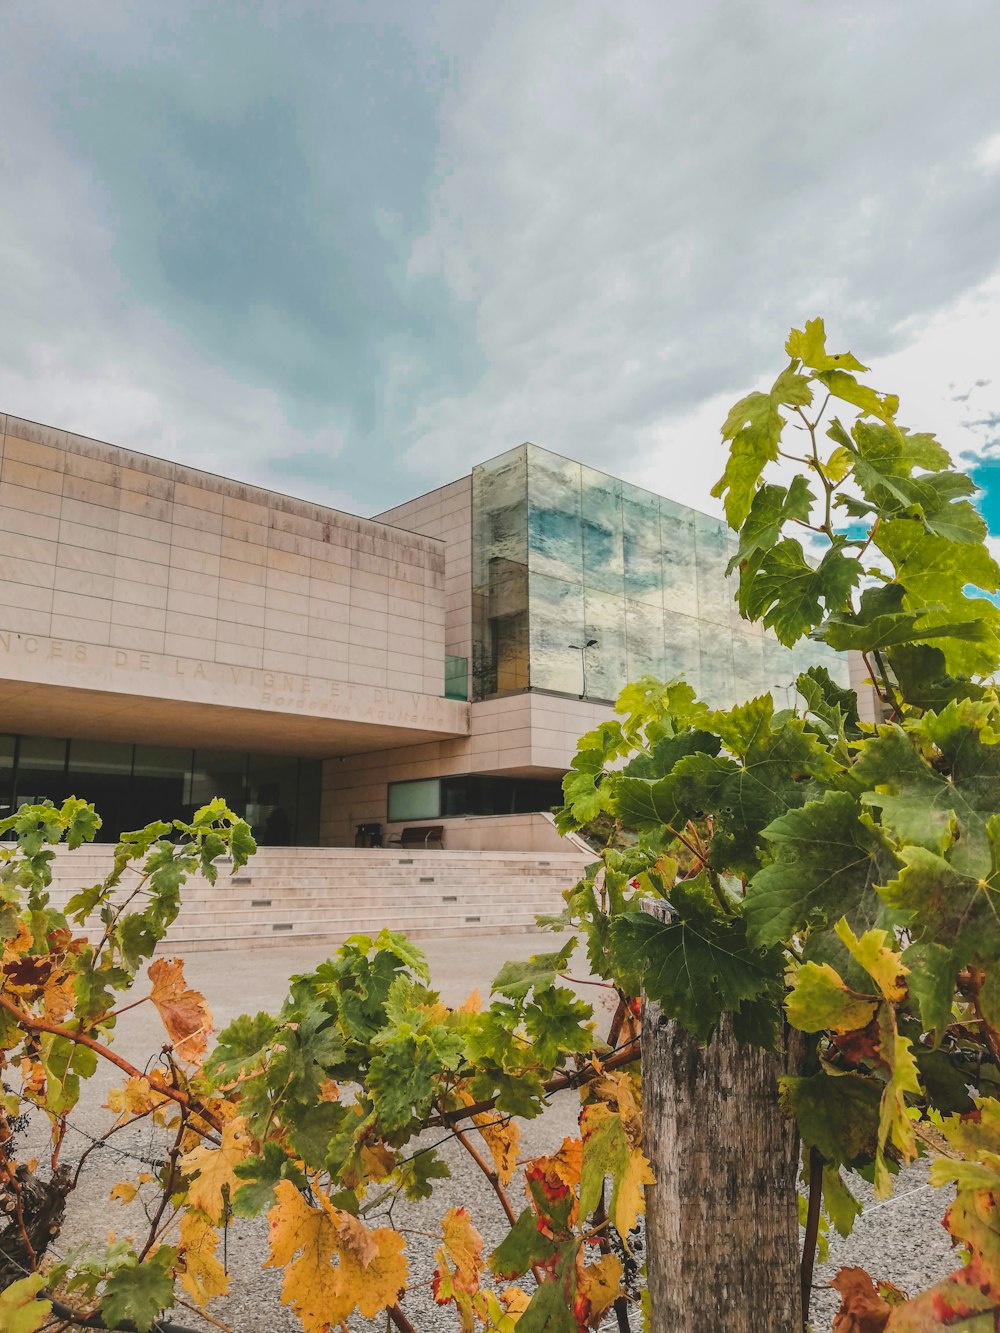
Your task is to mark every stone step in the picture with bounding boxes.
[35,844,589,952]
[158,920,546,954]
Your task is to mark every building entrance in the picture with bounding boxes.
[0,736,322,844]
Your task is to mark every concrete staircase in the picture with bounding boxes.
[42,846,593,953]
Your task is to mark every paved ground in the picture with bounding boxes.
[16,932,958,1331]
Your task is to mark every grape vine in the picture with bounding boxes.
[3,318,1000,1332]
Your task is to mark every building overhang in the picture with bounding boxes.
[0,631,469,757]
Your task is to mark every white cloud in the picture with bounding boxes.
[2,0,999,526]
[400,0,1000,514]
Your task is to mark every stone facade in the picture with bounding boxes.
[0,413,468,756]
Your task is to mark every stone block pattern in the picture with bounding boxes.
[375,476,471,698]
[0,415,447,697]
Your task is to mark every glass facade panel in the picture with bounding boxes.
[67,740,136,832]
[694,511,731,629]
[529,572,585,694]
[471,443,852,707]
[16,737,70,808]
[190,749,248,814]
[528,449,582,580]
[391,774,565,821]
[0,737,322,844]
[0,735,13,821]
[663,611,702,696]
[472,447,529,699]
[584,589,627,699]
[699,621,736,709]
[581,467,624,596]
[388,778,440,822]
[622,482,663,605]
[625,598,666,681]
[132,745,190,830]
[660,498,698,615]
[445,656,469,701]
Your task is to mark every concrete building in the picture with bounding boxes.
[0,414,854,853]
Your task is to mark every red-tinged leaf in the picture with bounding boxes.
[832,1267,892,1333]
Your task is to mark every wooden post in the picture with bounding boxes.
[641,909,803,1331]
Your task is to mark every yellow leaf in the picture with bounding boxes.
[179,1208,230,1306]
[874,1007,921,1198]
[433,1206,486,1332]
[0,1272,51,1332]
[147,958,213,1064]
[180,1117,251,1223]
[265,1179,407,1330]
[455,1088,520,1188]
[460,990,482,1013]
[41,968,77,1024]
[588,1070,643,1143]
[484,1287,530,1330]
[834,919,908,1003]
[110,1182,137,1204]
[318,1078,340,1102]
[500,1287,531,1317]
[580,1103,654,1240]
[360,1139,396,1181]
[105,1075,169,1123]
[785,961,879,1034]
[2,922,33,961]
[576,1253,623,1326]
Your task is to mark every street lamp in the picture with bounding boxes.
[568,639,598,699]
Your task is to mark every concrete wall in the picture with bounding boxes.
[321,691,613,843]
[375,476,472,695]
[381,812,573,853]
[0,414,468,756]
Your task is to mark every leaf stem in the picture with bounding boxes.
[800,1146,824,1327]
[0,992,222,1133]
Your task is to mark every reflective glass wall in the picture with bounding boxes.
[472,444,849,707]
[0,737,322,844]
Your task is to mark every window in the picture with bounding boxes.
[387,778,440,822]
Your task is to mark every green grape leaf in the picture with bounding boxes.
[0,1274,51,1333]
[726,476,815,575]
[816,369,898,423]
[785,961,878,1034]
[901,940,955,1044]
[489,1208,557,1280]
[880,836,1000,1025]
[231,1142,308,1218]
[368,1033,448,1132]
[853,724,960,856]
[712,362,813,528]
[888,643,985,711]
[738,538,860,645]
[394,1147,451,1200]
[785,318,867,374]
[745,791,898,949]
[796,665,860,742]
[514,1279,578,1333]
[822,1166,862,1239]
[492,941,576,1000]
[874,518,1000,675]
[100,1250,176,1333]
[617,697,839,876]
[523,986,594,1069]
[610,880,783,1042]
[779,1071,881,1165]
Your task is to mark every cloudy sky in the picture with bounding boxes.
[2,1,999,526]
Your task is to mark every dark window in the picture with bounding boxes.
[15,737,69,809]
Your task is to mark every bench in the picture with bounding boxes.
[390,825,445,849]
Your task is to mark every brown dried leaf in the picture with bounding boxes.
[147,957,212,1064]
[832,1267,892,1333]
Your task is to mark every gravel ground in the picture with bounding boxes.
[14,933,959,1332]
